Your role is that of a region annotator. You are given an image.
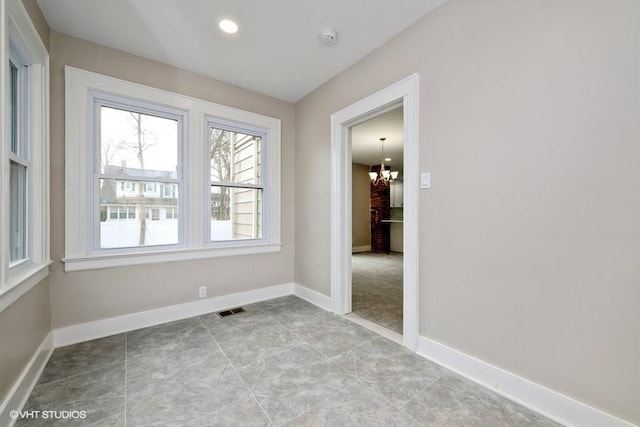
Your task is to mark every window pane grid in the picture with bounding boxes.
[208,125,264,242]
[8,51,30,267]
[96,101,182,250]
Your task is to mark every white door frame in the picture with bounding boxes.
[330,74,420,351]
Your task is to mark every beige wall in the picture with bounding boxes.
[351,163,371,249]
[49,32,296,328]
[0,279,51,403]
[295,0,640,423]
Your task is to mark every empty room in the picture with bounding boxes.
[0,0,638,425]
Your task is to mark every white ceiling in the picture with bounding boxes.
[36,0,447,102]
[352,106,403,171]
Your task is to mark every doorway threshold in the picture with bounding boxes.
[343,313,402,345]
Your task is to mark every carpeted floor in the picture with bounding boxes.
[352,251,403,334]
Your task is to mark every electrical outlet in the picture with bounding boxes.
[198,286,207,298]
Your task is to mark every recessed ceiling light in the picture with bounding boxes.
[385,157,392,162]
[219,19,238,34]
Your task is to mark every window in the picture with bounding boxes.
[8,54,29,265]
[165,208,178,220]
[64,67,281,271]
[1,0,50,306]
[95,100,182,249]
[162,183,175,198]
[208,124,263,241]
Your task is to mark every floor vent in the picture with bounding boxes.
[216,307,246,318]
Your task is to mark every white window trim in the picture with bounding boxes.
[63,66,281,272]
[0,0,50,311]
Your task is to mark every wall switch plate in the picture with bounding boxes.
[199,286,207,298]
[420,172,431,189]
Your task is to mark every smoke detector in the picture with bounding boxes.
[320,28,338,46]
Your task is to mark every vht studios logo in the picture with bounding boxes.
[10,410,87,420]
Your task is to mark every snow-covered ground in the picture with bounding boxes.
[100,220,232,248]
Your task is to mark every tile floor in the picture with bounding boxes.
[352,252,403,334]
[16,296,560,426]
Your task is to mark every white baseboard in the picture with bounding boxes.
[53,283,295,347]
[0,331,53,427]
[351,245,371,253]
[53,282,334,348]
[53,282,335,348]
[292,283,331,310]
[417,336,636,427]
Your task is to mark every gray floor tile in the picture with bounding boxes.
[331,337,442,406]
[17,362,125,426]
[199,309,279,337]
[126,351,250,426]
[249,295,304,311]
[18,295,558,426]
[403,372,562,427]
[126,344,221,386]
[265,303,334,330]
[283,383,421,427]
[126,317,217,360]
[255,296,331,328]
[214,321,304,368]
[37,334,125,385]
[26,363,124,406]
[237,344,352,426]
[182,397,272,426]
[285,314,378,358]
[88,412,126,426]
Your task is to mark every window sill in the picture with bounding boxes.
[62,242,282,272]
[0,262,51,313]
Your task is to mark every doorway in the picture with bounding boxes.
[350,107,404,336]
[330,74,419,351]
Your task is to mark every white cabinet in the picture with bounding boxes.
[390,180,403,207]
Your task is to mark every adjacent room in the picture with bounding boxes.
[350,107,405,336]
[1,0,638,426]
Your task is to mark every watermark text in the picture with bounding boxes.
[9,410,87,420]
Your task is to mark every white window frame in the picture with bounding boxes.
[90,94,186,252]
[0,0,50,312]
[64,67,281,272]
[206,118,267,244]
[8,44,30,267]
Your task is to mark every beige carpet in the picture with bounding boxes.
[352,252,403,334]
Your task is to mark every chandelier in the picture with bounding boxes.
[368,137,399,186]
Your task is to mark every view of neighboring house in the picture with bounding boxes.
[99,165,179,248]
